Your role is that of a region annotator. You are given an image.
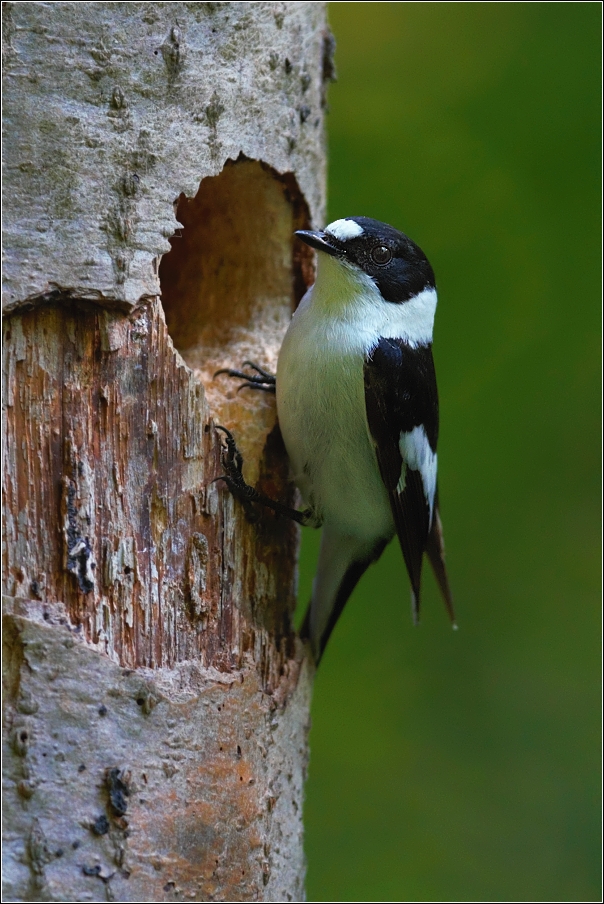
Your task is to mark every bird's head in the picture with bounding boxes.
[296,216,435,304]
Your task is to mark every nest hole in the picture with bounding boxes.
[158,157,313,389]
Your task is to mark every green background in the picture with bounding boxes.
[297,4,601,902]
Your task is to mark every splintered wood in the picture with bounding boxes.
[3,290,302,690]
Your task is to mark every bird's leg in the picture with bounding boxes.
[214,361,276,394]
[213,426,318,527]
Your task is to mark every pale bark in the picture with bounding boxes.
[2,3,331,901]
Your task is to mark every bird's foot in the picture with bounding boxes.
[213,425,261,521]
[213,425,316,527]
[214,361,276,394]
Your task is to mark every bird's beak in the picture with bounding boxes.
[295,229,341,258]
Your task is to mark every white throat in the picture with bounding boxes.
[310,253,437,348]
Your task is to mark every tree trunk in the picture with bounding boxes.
[2,3,330,901]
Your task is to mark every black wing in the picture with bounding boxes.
[364,336,454,623]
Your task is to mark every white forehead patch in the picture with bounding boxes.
[325,218,364,241]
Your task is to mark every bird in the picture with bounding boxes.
[215,215,455,665]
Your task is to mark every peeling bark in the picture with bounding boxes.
[2,3,330,901]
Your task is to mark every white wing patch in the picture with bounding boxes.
[398,426,437,523]
[325,218,364,241]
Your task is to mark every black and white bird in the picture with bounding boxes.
[216,216,455,664]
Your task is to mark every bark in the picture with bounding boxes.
[2,3,331,901]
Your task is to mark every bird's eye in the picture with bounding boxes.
[371,245,392,265]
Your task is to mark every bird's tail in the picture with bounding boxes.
[300,526,387,665]
[426,500,456,626]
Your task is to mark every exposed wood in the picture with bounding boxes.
[3,293,302,681]
[2,3,331,900]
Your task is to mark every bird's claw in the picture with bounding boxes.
[213,425,315,527]
[215,425,243,474]
[214,361,276,394]
[213,426,260,521]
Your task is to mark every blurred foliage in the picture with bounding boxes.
[298,4,601,901]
